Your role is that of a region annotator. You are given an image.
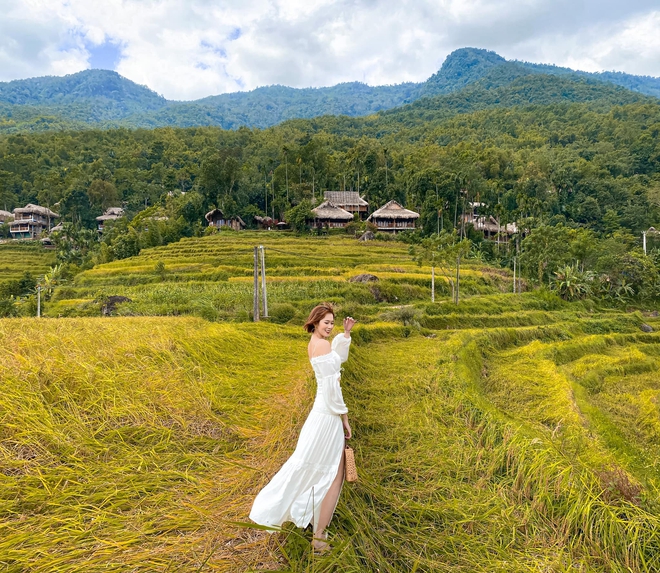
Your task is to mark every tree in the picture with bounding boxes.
[410,230,471,303]
[87,179,119,210]
[284,200,313,234]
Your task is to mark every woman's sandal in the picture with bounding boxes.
[311,536,331,554]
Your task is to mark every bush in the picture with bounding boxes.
[0,298,17,317]
[268,303,297,324]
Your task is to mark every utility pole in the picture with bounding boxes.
[643,230,647,255]
[260,245,268,318]
[37,285,41,318]
[253,246,260,322]
[264,171,268,219]
[271,173,275,220]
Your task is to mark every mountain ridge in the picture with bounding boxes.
[1,47,659,133]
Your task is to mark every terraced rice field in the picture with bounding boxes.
[3,233,660,571]
[0,241,56,284]
[47,233,512,320]
[2,306,660,571]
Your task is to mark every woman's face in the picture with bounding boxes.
[317,312,335,338]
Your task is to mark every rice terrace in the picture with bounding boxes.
[2,232,660,572]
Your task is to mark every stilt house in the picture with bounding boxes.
[367,200,419,233]
[96,207,125,232]
[311,201,354,229]
[9,204,59,239]
[323,192,369,220]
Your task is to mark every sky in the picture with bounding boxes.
[1,0,659,101]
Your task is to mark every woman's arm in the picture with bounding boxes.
[341,414,352,439]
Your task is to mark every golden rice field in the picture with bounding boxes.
[3,233,660,571]
[2,309,660,571]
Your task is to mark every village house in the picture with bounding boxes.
[311,201,354,229]
[464,202,517,242]
[0,210,14,224]
[9,204,59,239]
[323,191,369,220]
[253,215,276,229]
[367,200,419,233]
[96,207,125,232]
[205,208,246,231]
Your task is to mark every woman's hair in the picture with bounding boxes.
[303,303,335,333]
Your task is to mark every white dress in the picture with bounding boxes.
[250,334,351,532]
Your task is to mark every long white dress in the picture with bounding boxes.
[250,334,351,532]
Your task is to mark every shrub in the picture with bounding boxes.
[268,303,297,324]
[0,298,17,318]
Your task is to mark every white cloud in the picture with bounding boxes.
[0,0,658,99]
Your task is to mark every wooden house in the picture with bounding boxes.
[96,207,125,232]
[311,201,354,229]
[9,204,59,239]
[323,192,369,220]
[205,208,246,231]
[367,200,419,233]
[0,210,14,224]
[254,215,276,229]
[464,202,517,241]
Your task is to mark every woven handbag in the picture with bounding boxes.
[344,445,358,483]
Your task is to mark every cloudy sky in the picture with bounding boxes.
[1,0,659,101]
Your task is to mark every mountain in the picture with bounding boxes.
[0,48,659,134]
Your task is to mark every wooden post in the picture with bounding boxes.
[253,246,260,322]
[260,246,268,317]
[431,266,435,303]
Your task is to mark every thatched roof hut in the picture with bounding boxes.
[96,207,124,221]
[205,208,246,231]
[254,215,276,229]
[0,210,13,223]
[311,201,354,228]
[96,207,125,231]
[367,200,419,233]
[324,191,369,219]
[13,204,59,218]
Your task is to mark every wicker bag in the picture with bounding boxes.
[344,445,358,483]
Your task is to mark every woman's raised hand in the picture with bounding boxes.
[343,316,356,335]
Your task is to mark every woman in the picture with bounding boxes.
[250,303,355,553]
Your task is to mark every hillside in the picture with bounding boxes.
[1,48,659,133]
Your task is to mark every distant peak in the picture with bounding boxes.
[422,48,508,96]
[443,47,506,65]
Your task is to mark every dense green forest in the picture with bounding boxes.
[2,47,660,134]
[2,60,660,308]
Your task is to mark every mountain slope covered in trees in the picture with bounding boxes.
[1,48,659,134]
